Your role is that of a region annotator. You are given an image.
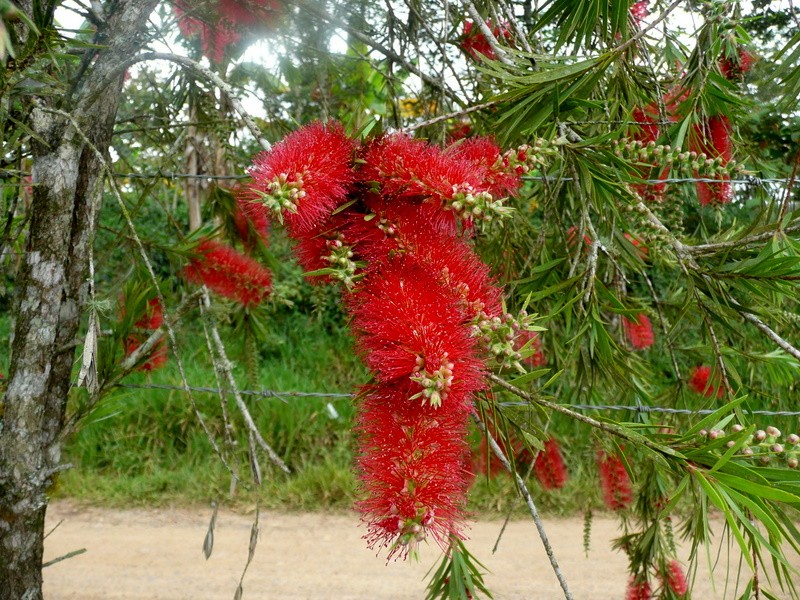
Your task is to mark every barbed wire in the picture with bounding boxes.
[118,383,800,417]
[107,172,795,185]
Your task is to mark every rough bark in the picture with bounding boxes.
[0,1,159,598]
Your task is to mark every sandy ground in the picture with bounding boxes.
[43,500,798,600]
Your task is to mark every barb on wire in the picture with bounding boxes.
[115,383,800,417]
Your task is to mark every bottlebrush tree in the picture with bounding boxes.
[3,1,800,600]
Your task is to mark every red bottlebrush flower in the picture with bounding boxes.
[515,329,546,368]
[622,314,655,350]
[134,298,164,330]
[460,20,512,61]
[693,115,733,206]
[664,560,688,596]
[248,121,356,236]
[625,577,652,600]
[630,1,649,23]
[184,239,272,306]
[597,451,633,511]
[688,365,724,398]
[533,437,569,490]
[219,0,282,29]
[720,47,754,80]
[566,225,592,249]
[623,233,649,259]
[125,336,168,372]
[447,122,472,143]
[232,189,270,249]
[445,136,523,199]
[174,1,241,64]
[356,381,472,560]
[348,256,485,407]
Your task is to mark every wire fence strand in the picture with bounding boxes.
[118,383,800,417]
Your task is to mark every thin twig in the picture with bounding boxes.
[42,548,87,568]
[134,52,271,151]
[487,374,673,456]
[462,0,514,66]
[199,290,290,473]
[741,312,800,362]
[472,412,573,600]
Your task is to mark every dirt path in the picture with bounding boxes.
[43,500,795,599]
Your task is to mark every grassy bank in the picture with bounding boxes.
[46,307,609,518]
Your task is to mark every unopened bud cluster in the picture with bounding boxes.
[699,424,800,468]
[388,502,435,555]
[410,354,455,408]
[323,235,358,287]
[613,139,741,177]
[448,185,512,221]
[255,173,306,221]
[471,309,537,371]
[496,139,557,174]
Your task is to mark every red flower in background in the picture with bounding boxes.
[460,20,511,61]
[663,560,688,596]
[184,239,272,306]
[174,0,283,63]
[630,1,649,23]
[124,296,167,372]
[693,115,733,206]
[597,451,633,511]
[720,47,754,81]
[688,365,724,398]
[248,121,356,236]
[515,329,546,368]
[625,578,652,600]
[533,437,569,490]
[623,314,655,350]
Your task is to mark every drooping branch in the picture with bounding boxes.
[472,412,574,600]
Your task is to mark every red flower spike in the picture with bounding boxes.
[445,136,523,198]
[625,577,652,600]
[348,257,485,407]
[720,47,754,80]
[597,451,633,511]
[219,0,282,29]
[356,381,472,560]
[233,190,270,249]
[664,560,688,596]
[533,437,569,490]
[459,20,512,61]
[133,298,164,330]
[622,314,655,350]
[688,365,724,398]
[630,1,649,23]
[248,121,356,236]
[359,134,507,221]
[184,240,272,306]
[693,115,733,206]
[125,336,168,372]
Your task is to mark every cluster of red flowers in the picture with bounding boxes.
[174,0,282,63]
[630,45,752,207]
[184,239,273,306]
[622,314,655,350]
[688,365,724,398]
[597,451,633,511]
[533,437,569,490]
[245,121,529,558]
[124,298,168,371]
[459,20,512,61]
[625,560,688,599]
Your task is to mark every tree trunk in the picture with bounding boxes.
[0,1,158,598]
